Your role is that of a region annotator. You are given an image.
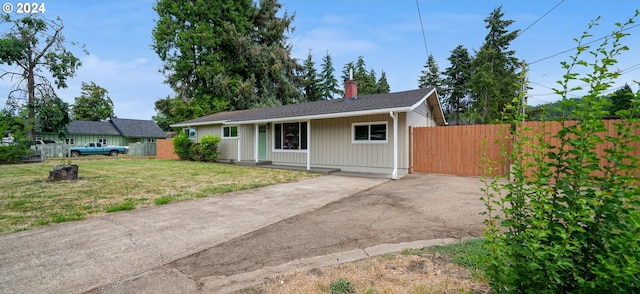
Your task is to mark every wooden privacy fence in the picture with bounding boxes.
[411,124,510,176]
[411,120,640,177]
[156,138,179,160]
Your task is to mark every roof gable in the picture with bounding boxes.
[110,118,168,138]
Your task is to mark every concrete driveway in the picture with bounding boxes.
[0,174,487,294]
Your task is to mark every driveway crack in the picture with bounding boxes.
[105,217,139,247]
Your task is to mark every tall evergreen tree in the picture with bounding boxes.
[418,54,443,92]
[468,6,520,123]
[377,71,390,93]
[300,50,322,102]
[319,51,342,99]
[152,0,300,126]
[341,56,377,95]
[607,83,635,115]
[443,45,473,125]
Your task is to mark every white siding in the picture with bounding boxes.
[407,102,430,127]
[192,105,440,176]
[195,124,238,161]
[239,125,255,161]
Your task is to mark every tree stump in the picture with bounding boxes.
[47,165,79,182]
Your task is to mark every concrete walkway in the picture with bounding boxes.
[0,175,387,294]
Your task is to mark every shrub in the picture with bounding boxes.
[198,134,221,162]
[0,144,31,164]
[172,131,193,160]
[481,12,640,293]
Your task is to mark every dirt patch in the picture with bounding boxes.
[238,253,492,293]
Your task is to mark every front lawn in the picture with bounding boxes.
[0,159,316,235]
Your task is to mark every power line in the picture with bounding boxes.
[529,22,640,65]
[415,0,429,56]
[517,0,565,37]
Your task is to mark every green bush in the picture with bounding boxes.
[482,12,640,293]
[0,144,32,164]
[172,131,193,160]
[198,134,221,162]
[173,131,221,163]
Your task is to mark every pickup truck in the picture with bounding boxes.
[68,142,128,157]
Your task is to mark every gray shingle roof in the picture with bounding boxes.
[110,118,168,138]
[174,87,443,126]
[67,121,120,135]
[62,119,166,138]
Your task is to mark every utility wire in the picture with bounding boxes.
[528,61,640,98]
[529,22,640,65]
[517,0,565,37]
[416,0,429,56]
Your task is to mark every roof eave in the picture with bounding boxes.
[170,120,228,128]
[408,87,435,111]
[428,88,448,126]
[228,106,414,125]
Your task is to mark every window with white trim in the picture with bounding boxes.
[222,126,238,138]
[65,138,75,145]
[352,122,388,143]
[98,138,107,145]
[147,138,156,143]
[274,122,307,150]
[186,128,196,139]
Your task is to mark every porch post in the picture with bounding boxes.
[237,126,241,162]
[306,120,311,170]
[390,112,398,180]
[254,124,259,163]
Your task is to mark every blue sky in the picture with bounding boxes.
[1,1,639,120]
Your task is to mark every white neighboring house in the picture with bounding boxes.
[171,83,447,179]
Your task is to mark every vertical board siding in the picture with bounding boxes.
[310,114,394,169]
[412,120,639,177]
[240,125,255,161]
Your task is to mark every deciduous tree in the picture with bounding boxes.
[0,15,82,139]
[72,81,114,121]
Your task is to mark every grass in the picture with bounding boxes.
[242,238,491,294]
[402,237,488,277]
[0,159,316,235]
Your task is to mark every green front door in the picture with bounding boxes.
[258,125,267,160]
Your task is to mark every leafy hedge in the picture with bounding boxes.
[0,144,32,164]
[481,13,640,293]
[173,132,220,162]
